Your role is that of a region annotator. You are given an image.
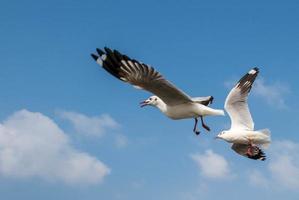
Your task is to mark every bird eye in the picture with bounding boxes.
[149,98,152,100]
[155,98,157,101]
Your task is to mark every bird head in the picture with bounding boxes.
[215,131,227,140]
[140,96,160,107]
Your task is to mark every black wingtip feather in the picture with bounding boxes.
[91,47,147,83]
[210,96,214,104]
[91,53,98,61]
[236,67,260,94]
[96,48,105,56]
[104,47,112,54]
[246,146,266,161]
[93,47,124,81]
[113,49,123,60]
[253,67,259,72]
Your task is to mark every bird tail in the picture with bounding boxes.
[258,129,271,149]
[216,109,225,116]
[207,108,225,116]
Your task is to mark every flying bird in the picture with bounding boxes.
[216,67,271,161]
[91,47,224,135]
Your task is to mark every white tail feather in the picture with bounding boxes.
[259,129,271,149]
[207,108,225,116]
[262,143,271,149]
[218,109,225,116]
[260,129,271,136]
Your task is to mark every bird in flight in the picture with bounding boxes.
[216,67,271,160]
[91,47,224,135]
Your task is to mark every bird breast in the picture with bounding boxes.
[224,130,269,145]
[164,104,199,120]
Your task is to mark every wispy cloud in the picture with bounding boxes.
[115,134,128,148]
[57,111,119,137]
[253,78,290,109]
[248,169,270,188]
[191,150,232,179]
[268,140,299,189]
[248,140,299,190]
[0,110,110,185]
[224,77,290,109]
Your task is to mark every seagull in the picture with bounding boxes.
[216,67,271,161]
[91,47,224,135]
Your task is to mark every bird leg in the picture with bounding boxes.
[193,118,200,135]
[200,116,211,131]
[246,140,254,157]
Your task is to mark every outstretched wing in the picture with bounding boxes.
[224,68,259,130]
[91,47,192,106]
[231,143,266,161]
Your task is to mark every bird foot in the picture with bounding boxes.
[246,151,253,157]
[202,124,211,132]
[194,130,200,135]
[246,145,254,157]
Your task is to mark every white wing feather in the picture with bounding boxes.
[225,68,259,130]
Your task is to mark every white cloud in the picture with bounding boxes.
[0,109,110,185]
[248,140,299,190]
[224,76,289,109]
[253,79,290,109]
[115,134,128,148]
[191,150,231,179]
[268,140,299,189]
[58,111,119,137]
[248,170,269,188]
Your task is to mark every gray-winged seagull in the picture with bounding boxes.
[216,67,271,160]
[91,47,224,135]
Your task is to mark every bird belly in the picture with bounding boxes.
[228,134,249,144]
[233,137,249,144]
[165,104,198,120]
[224,131,270,145]
[244,131,270,145]
[222,131,250,144]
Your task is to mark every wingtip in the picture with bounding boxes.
[96,48,105,56]
[104,46,112,53]
[248,147,266,161]
[91,53,98,61]
[210,96,214,104]
[249,67,259,75]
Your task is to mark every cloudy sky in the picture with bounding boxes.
[1,0,299,199]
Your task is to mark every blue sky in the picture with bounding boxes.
[1,0,299,199]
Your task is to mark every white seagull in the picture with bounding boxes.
[216,67,271,161]
[91,47,224,135]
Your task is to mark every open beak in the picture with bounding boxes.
[214,135,221,140]
[140,100,149,108]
